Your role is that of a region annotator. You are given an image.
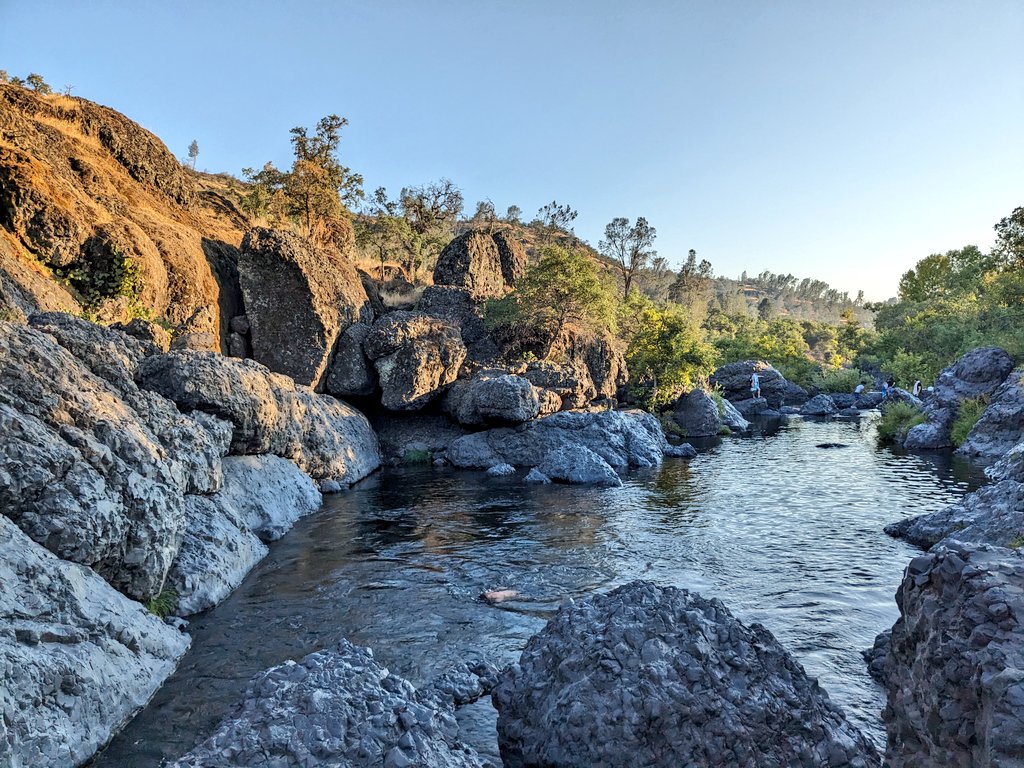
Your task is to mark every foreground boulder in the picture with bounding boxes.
[537,444,623,487]
[446,409,681,470]
[433,228,526,299]
[883,542,1024,767]
[238,228,372,389]
[957,366,1024,463]
[136,351,380,484]
[364,311,467,411]
[444,371,540,427]
[904,347,1015,450]
[801,393,838,417]
[671,389,722,437]
[711,360,808,409]
[1,516,191,768]
[172,640,491,768]
[493,581,878,768]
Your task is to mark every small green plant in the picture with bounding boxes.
[144,588,178,618]
[951,397,988,447]
[401,448,432,465]
[1008,535,1024,549]
[659,412,686,438]
[710,390,727,418]
[0,306,19,323]
[811,367,871,394]
[876,401,927,444]
[54,248,144,315]
[717,425,732,436]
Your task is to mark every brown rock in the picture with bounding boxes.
[433,229,526,299]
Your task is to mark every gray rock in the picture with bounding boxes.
[671,389,721,437]
[433,229,526,300]
[524,468,551,484]
[546,327,628,404]
[734,396,770,418]
[364,311,467,411]
[957,366,1024,463]
[801,393,838,416]
[711,360,808,409]
[862,630,891,685]
[374,414,469,464]
[493,581,878,768]
[324,322,378,398]
[830,393,857,409]
[417,285,497,361]
[486,463,517,477]
[229,315,251,335]
[447,409,672,470]
[537,444,623,487]
[854,391,885,410]
[0,516,191,768]
[136,351,380,485]
[522,360,595,411]
[720,397,751,432]
[445,372,540,427]
[664,442,698,458]
[216,455,322,541]
[238,228,372,389]
[905,348,1014,450]
[883,542,1024,767]
[171,640,489,768]
[110,318,171,353]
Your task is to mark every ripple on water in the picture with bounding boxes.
[91,413,983,765]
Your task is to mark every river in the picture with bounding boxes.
[93,413,982,765]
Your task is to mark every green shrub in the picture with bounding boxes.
[401,448,432,465]
[144,589,178,618]
[659,412,686,438]
[950,397,988,447]
[876,401,927,444]
[811,367,871,393]
[710,390,727,417]
[0,306,19,323]
[55,248,144,315]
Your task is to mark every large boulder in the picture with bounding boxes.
[549,326,628,402]
[417,284,497,361]
[0,516,191,768]
[536,444,623,487]
[957,367,1024,463]
[136,351,380,485]
[446,409,684,470]
[238,227,372,389]
[883,542,1024,767]
[364,311,467,411]
[171,640,492,768]
[905,347,1015,450]
[671,389,722,437]
[493,581,878,768]
[433,229,526,299]
[711,360,807,409]
[323,322,377,398]
[1,316,226,600]
[720,397,751,432]
[801,393,838,417]
[444,371,540,427]
[215,455,322,541]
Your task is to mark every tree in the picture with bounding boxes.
[535,200,578,243]
[668,249,714,309]
[993,206,1024,267]
[240,162,287,222]
[505,205,522,224]
[356,187,413,280]
[470,199,498,232]
[187,140,199,170]
[486,245,616,358]
[9,77,24,87]
[396,179,464,279]
[600,216,657,297]
[25,73,51,94]
[757,296,773,320]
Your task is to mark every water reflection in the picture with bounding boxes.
[93,413,982,766]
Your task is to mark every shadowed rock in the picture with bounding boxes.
[433,228,526,299]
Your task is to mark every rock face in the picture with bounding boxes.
[904,347,1015,450]
[883,542,1024,767]
[136,350,381,484]
[0,515,191,768]
[417,285,497,362]
[546,327,629,404]
[446,409,678,470]
[433,229,526,299]
[172,640,491,768]
[216,455,322,541]
[671,389,722,437]
[364,311,467,411]
[493,581,878,768]
[711,360,808,409]
[238,228,371,389]
[323,322,377,397]
[536,444,623,487]
[801,393,838,417]
[958,367,1024,463]
[444,371,540,427]
[373,414,469,464]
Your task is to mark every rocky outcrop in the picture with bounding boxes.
[323,322,377,397]
[536,444,623,486]
[417,284,497,361]
[444,371,540,427]
[854,391,886,410]
[711,360,808,409]
[171,640,492,768]
[433,228,526,299]
[671,389,722,437]
[136,350,380,484]
[373,413,469,464]
[364,311,467,411]
[883,542,1024,767]
[1,515,191,768]
[238,228,371,389]
[548,326,628,403]
[446,409,688,470]
[215,455,322,541]
[904,347,1015,450]
[493,581,878,768]
[958,367,1024,463]
[801,393,838,417]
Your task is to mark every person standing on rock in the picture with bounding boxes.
[912,379,922,397]
[750,371,761,399]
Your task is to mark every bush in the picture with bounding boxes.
[811,367,871,393]
[876,401,927,445]
[950,397,988,447]
[401,448,432,465]
[144,588,178,618]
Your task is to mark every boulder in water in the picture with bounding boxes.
[537,444,623,487]
[801,393,838,416]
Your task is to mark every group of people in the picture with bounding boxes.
[746,370,928,400]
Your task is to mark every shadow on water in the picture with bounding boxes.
[93,412,983,765]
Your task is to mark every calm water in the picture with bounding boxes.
[94,413,982,766]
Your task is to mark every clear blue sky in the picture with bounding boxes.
[3,1,1021,300]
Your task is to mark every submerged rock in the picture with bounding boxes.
[171,640,490,768]
[486,462,517,477]
[493,581,878,768]
[537,444,622,487]
[0,516,191,768]
[524,468,552,484]
[883,541,1024,767]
